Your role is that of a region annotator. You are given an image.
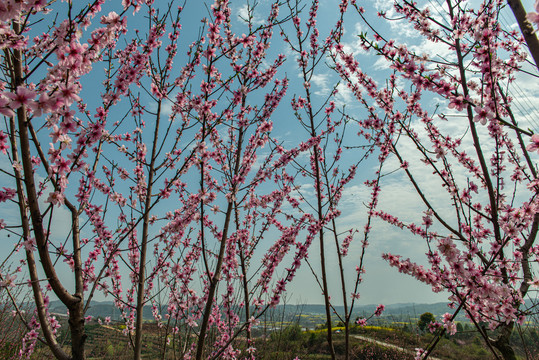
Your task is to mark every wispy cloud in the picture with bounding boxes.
[237,4,265,26]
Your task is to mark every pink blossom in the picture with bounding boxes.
[355,317,367,326]
[473,106,492,125]
[22,237,36,251]
[46,191,65,206]
[448,95,465,111]
[526,134,539,154]
[31,92,53,117]
[0,187,16,202]
[0,96,15,117]
[0,131,8,154]
[527,12,539,28]
[0,2,22,24]
[428,321,441,333]
[6,86,36,109]
[58,83,81,106]
[414,348,425,360]
[0,273,16,288]
[101,11,121,25]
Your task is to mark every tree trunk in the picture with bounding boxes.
[492,323,516,360]
[68,299,86,360]
[506,0,539,71]
[133,101,162,360]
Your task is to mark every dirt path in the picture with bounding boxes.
[352,335,444,360]
[100,324,124,334]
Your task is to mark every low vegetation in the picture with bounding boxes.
[26,315,539,359]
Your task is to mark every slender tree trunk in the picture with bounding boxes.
[195,201,234,360]
[68,212,86,360]
[236,203,252,347]
[330,217,349,360]
[310,138,335,359]
[133,101,162,360]
[195,127,245,360]
[306,95,336,360]
[10,108,71,360]
[11,19,84,360]
[506,0,539,70]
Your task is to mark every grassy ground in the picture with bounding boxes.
[255,324,538,359]
[28,320,539,359]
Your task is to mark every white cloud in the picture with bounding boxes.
[507,64,539,132]
[309,73,331,97]
[371,0,418,39]
[372,56,391,70]
[335,82,354,107]
[409,38,455,63]
[237,4,265,26]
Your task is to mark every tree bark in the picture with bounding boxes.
[11,19,84,360]
[133,101,162,360]
[68,299,86,360]
[506,0,539,71]
[492,323,517,360]
[194,125,245,360]
[10,107,70,360]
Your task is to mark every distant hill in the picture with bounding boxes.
[49,300,155,320]
[291,302,450,316]
[47,299,537,324]
[272,302,462,321]
[48,300,459,322]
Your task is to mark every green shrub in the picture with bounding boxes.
[106,343,114,356]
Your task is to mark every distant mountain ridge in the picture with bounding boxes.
[294,302,454,317]
[48,300,462,321]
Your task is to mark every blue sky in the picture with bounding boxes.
[1,0,538,313]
